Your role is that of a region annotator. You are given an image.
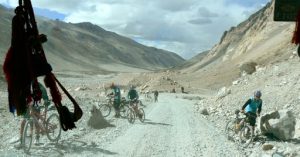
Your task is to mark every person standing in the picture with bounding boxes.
[109,83,121,118]
[154,90,159,102]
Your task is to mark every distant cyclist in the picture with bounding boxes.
[108,83,121,118]
[154,90,158,102]
[237,90,263,133]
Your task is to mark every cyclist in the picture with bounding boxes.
[127,85,142,117]
[108,83,121,118]
[128,85,139,101]
[33,82,51,144]
[237,90,263,133]
[15,81,49,148]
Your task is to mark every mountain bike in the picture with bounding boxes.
[127,99,145,123]
[225,109,254,148]
[98,96,128,118]
[22,101,61,152]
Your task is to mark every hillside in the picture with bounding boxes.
[175,0,297,90]
[173,50,209,70]
[125,0,298,93]
[0,5,184,73]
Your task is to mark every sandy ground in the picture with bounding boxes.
[1,56,300,157]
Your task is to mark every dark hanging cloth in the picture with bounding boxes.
[3,7,32,116]
[2,0,83,131]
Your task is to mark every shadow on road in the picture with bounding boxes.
[143,119,172,126]
[28,139,118,156]
[290,138,300,144]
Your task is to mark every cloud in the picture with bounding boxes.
[0,0,270,59]
[224,0,270,7]
[188,18,212,25]
[152,0,198,12]
[197,7,219,18]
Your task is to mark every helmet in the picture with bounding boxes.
[254,90,262,98]
[110,82,115,88]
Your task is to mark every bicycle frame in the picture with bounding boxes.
[225,111,255,147]
[129,99,139,112]
[27,102,50,132]
[22,101,61,152]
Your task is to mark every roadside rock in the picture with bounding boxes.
[216,87,231,99]
[87,105,114,129]
[240,62,257,75]
[200,108,209,115]
[262,143,274,151]
[259,110,296,140]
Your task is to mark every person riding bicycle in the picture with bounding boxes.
[127,85,142,117]
[127,85,139,102]
[108,83,121,118]
[16,81,50,148]
[237,90,263,132]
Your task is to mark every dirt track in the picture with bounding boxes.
[0,92,243,157]
[97,93,241,157]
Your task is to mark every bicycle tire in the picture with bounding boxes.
[225,120,238,141]
[127,108,135,124]
[46,114,61,142]
[99,104,111,117]
[22,120,34,153]
[119,104,129,118]
[137,108,145,122]
[239,124,253,147]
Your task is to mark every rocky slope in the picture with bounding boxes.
[176,0,297,89]
[193,56,300,157]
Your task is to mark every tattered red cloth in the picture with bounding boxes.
[292,11,300,44]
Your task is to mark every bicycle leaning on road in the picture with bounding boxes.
[22,101,61,152]
[225,109,255,148]
[127,99,145,123]
[98,96,128,118]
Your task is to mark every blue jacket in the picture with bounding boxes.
[242,97,262,114]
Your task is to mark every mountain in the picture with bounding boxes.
[0,5,184,74]
[178,0,296,89]
[173,50,209,70]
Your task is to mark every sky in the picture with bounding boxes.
[0,0,270,59]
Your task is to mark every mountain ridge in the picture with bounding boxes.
[0,5,184,73]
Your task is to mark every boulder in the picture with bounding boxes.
[216,87,231,99]
[240,62,257,74]
[259,110,296,140]
[200,108,209,115]
[262,143,274,151]
[87,105,114,129]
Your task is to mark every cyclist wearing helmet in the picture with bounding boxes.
[238,90,263,131]
[127,85,139,101]
[127,85,143,118]
[109,83,121,117]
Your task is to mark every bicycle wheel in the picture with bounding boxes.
[119,104,129,118]
[239,124,253,147]
[127,108,135,124]
[99,104,111,117]
[22,120,34,152]
[225,120,238,141]
[137,108,145,122]
[46,114,61,142]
